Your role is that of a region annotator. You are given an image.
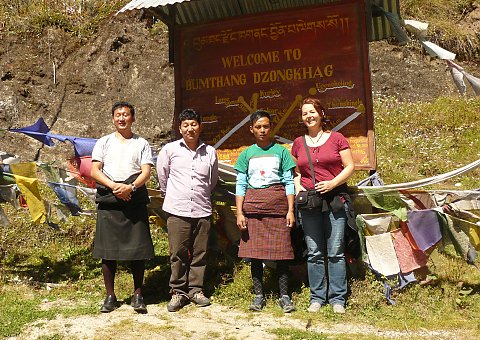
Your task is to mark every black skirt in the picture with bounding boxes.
[92,180,154,260]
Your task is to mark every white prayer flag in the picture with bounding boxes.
[447,61,466,94]
[403,20,429,40]
[464,72,480,95]
[421,41,456,60]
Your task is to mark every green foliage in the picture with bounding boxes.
[0,0,128,37]
[401,0,479,60]
[402,0,476,20]
[373,96,480,187]
[0,290,52,337]
[270,328,329,340]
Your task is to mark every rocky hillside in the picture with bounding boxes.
[1,8,479,164]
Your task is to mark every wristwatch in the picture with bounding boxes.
[131,183,137,192]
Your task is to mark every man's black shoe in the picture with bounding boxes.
[131,294,147,314]
[100,295,118,313]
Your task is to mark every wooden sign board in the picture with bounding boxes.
[174,0,375,170]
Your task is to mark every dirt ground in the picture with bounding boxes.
[14,300,462,340]
[1,6,480,340]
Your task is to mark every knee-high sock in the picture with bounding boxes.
[251,259,264,296]
[102,259,117,296]
[131,260,145,295]
[277,260,289,297]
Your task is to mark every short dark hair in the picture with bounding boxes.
[249,110,271,126]
[111,101,135,117]
[178,108,201,124]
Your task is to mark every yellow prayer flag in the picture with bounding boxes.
[10,162,46,224]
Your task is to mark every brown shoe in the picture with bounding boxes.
[167,293,189,312]
[190,291,210,307]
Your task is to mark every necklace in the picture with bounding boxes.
[307,131,324,145]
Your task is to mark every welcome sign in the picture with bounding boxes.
[174,0,375,169]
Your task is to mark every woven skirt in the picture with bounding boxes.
[92,203,155,261]
[238,184,294,260]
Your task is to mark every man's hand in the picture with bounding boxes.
[236,213,247,231]
[286,211,295,229]
[112,183,133,201]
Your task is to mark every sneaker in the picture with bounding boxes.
[100,295,118,313]
[131,294,147,314]
[167,293,189,312]
[332,304,345,314]
[278,295,296,313]
[190,291,211,307]
[248,295,266,311]
[307,301,322,313]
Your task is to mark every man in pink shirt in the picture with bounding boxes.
[156,109,218,312]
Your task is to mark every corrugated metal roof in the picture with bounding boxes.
[118,0,188,13]
[118,0,401,41]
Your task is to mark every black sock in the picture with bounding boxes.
[251,259,264,296]
[102,259,117,297]
[277,260,289,297]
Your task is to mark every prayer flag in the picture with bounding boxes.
[67,156,95,188]
[361,187,408,221]
[47,182,82,215]
[9,118,54,146]
[48,134,97,157]
[421,41,456,60]
[391,228,428,273]
[365,233,400,277]
[405,210,442,251]
[10,162,46,224]
[463,72,480,95]
[0,184,20,209]
[403,19,428,40]
[0,206,10,227]
[447,61,467,95]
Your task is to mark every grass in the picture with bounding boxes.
[1,95,480,338]
[401,0,479,60]
[0,0,128,38]
[372,96,480,188]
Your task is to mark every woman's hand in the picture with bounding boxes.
[315,180,335,194]
[236,213,247,231]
